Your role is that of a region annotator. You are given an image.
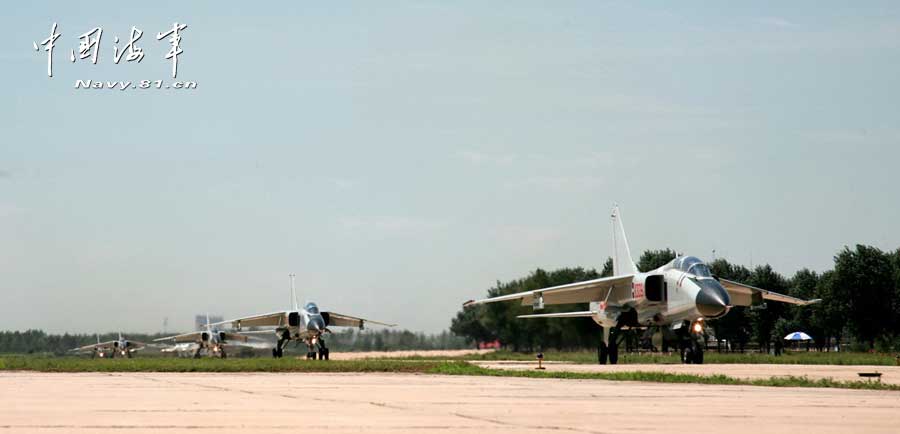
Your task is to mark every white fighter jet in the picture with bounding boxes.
[69,333,147,358]
[154,315,252,358]
[216,275,396,359]
[463,206,819,364]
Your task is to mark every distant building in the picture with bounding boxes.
[195,315,224,330]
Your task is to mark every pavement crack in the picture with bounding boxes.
[451,412,610,434]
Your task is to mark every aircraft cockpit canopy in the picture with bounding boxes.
[305,302,320,314]
[673,256,713,278]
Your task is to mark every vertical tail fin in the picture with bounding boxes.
[205,313,211,331]
[289,273,299,311]
[611,205,637,275]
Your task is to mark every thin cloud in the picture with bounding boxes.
[337,215,447,235]
[757,17,795,29]
[457,150,516,166]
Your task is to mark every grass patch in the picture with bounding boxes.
[396,350,900,366]
[2,356,897,392]
[428,361,900,391]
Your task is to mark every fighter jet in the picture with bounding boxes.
[70,333,146,358]
[154,315,251,358]
[216,275,396,359]
[159,342,198,358]
[463,206,820,365]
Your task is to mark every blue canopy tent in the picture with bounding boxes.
[784,331,813,341]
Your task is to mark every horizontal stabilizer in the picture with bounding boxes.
[517,311,597,319]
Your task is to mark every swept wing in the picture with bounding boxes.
[720,278,821,306]
[323,312,396,329]
[463,274,634,308]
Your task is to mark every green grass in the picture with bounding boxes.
[2,356,897,391]
[427,361,900,391]
[394,350,900,366]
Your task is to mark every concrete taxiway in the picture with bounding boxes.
[3,371,900,433]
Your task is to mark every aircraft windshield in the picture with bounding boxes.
[688,263,713,277]
[305,302,320,314]
[676,256,712,277]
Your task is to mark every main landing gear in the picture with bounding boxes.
[272,330,290,358]
[597,327,620,365]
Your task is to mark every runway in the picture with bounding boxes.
[3,371,899,433]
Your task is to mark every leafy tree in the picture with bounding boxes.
[637,249,677,272]
[601,257,613,277]
[811,270,844,351]
[708,259,752,351]
[788,269,824,348]
[747,264,789,354]
[833,245,897,348]
[450,305,494,347]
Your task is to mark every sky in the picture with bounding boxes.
[2,1,899,334]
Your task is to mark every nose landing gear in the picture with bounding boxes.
[306,337,330,360]
[679,321,705,364]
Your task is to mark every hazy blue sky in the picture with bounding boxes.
[2,1,899,334]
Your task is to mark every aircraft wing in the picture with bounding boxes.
[154,332,203,343]
[463,274,634,308]
[221,332,249,343]
[69,341,116,352]
[720,278,821,306]
[518,310,597,319]
[214,311,291,330]
[323,312,396,329]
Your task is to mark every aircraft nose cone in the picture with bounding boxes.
[696,281,730,318]
[308,317,325,331]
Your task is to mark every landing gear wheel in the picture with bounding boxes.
[608,339,619,365]
[220,349,227,359]
[681,339,703,364]
[597,342,608,365]
[317,338,329,361]
[608,328,620,365]
[306,351,316,359]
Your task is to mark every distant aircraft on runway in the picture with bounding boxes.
[215,274,396,359]
[70,333,146,358]
[154,314,252,358]
[463,205,820,365]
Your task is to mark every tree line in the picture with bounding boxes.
[0,329,470,356]
[451,245,900,353]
